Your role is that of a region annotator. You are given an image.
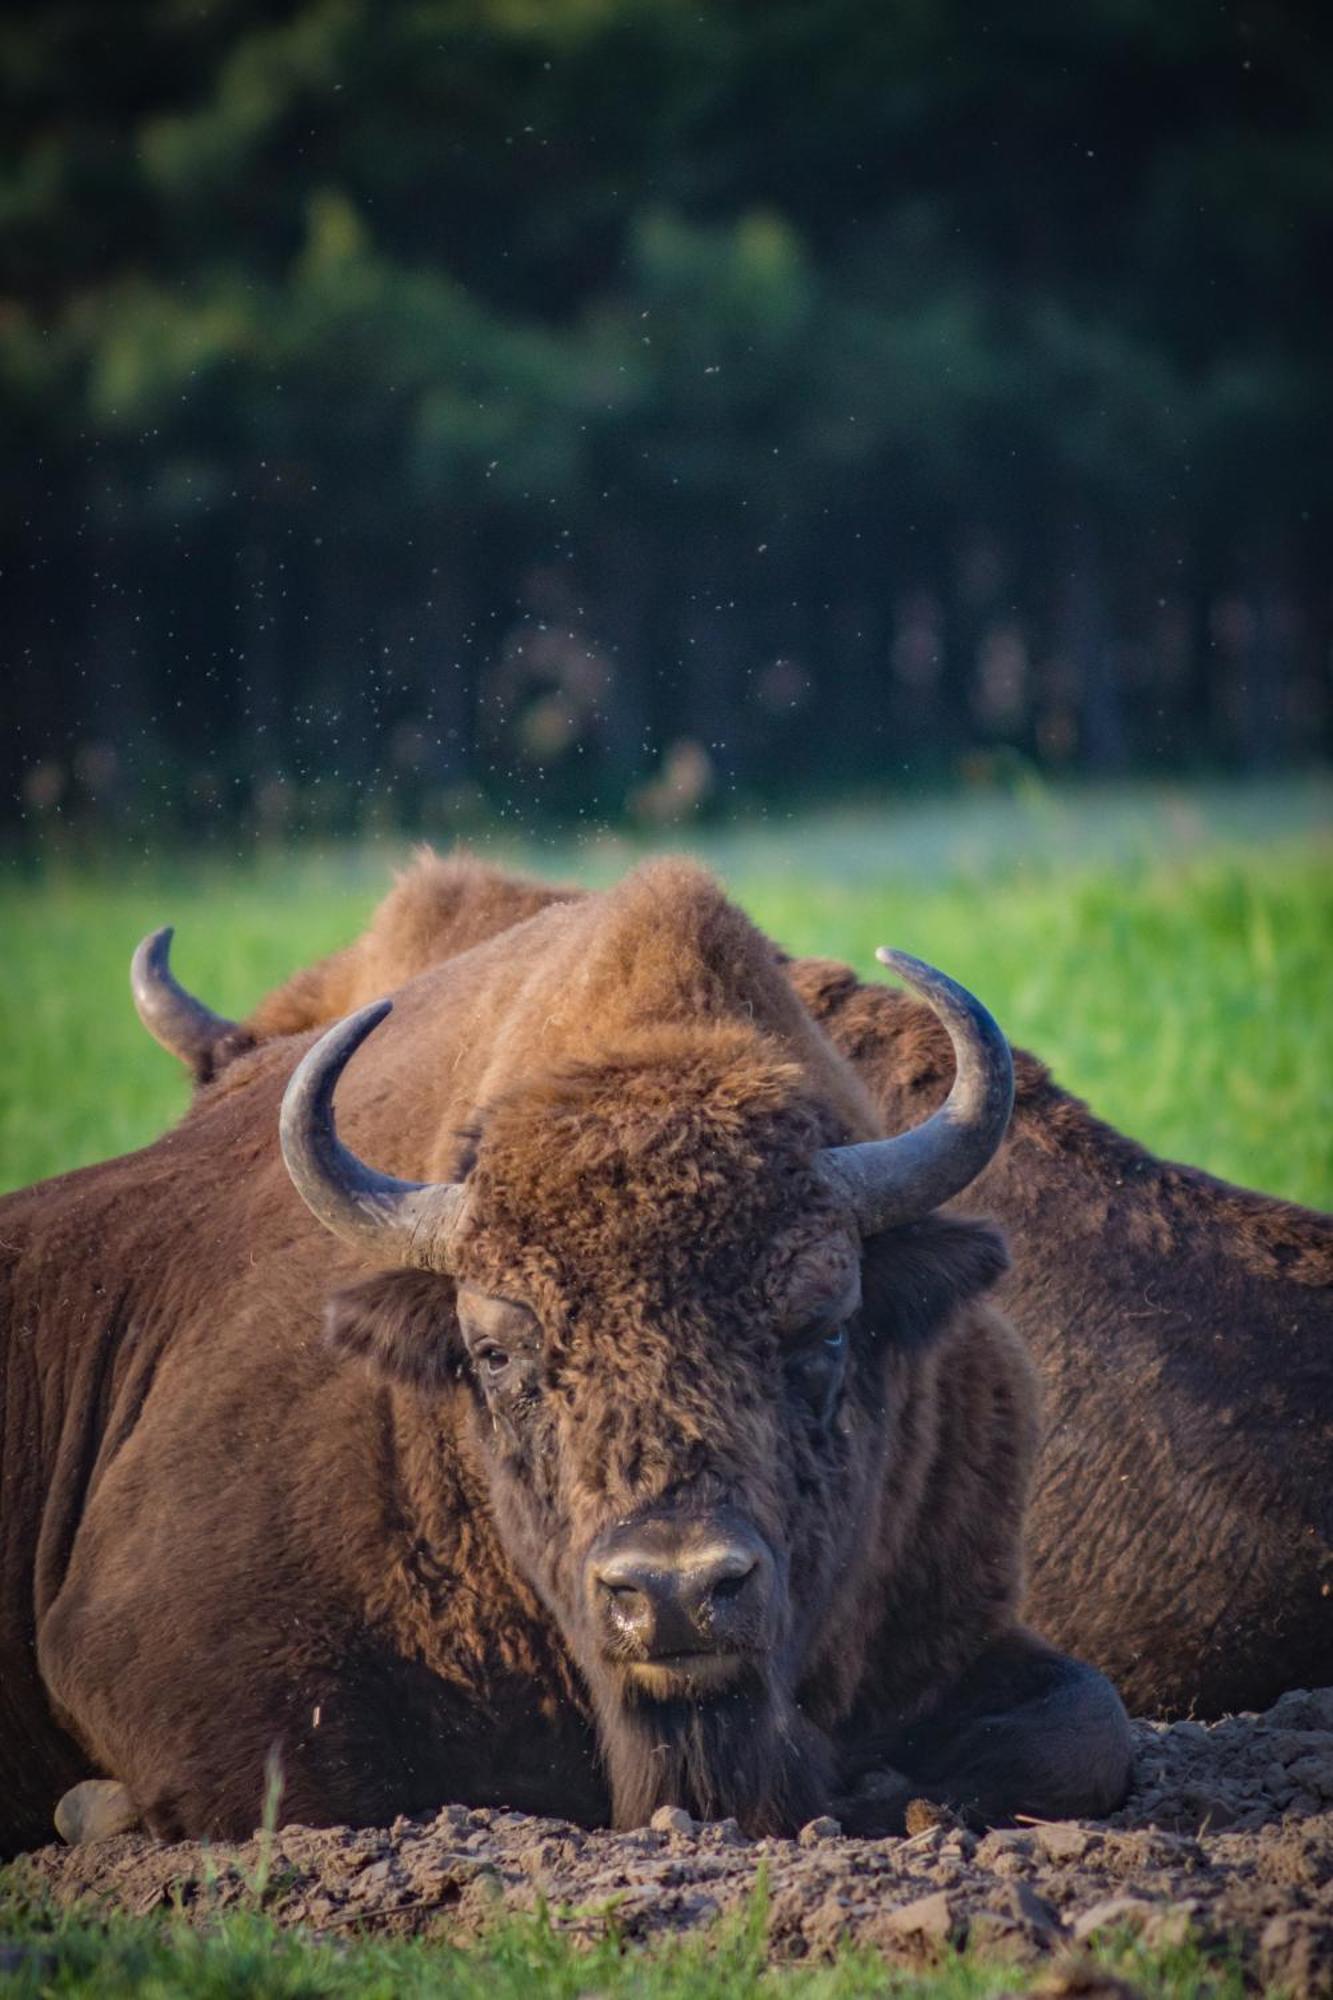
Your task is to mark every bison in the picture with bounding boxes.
[134,850,1333,1718]
[2,861,1130,1858]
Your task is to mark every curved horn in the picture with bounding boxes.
[279,1000,467,1270]
[131,927,241,1076]
[817,950,1013,1234]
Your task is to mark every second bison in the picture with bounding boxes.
[136,849,1333,1718]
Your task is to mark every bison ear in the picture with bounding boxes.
[860,1214,1009,1351]
[324,1270,462,1390]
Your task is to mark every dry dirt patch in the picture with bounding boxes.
[19,1689,1333,1995]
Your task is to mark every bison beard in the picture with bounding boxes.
[591,1665,830,1834]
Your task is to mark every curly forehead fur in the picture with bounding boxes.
[468,1021,842,1248]
[457,859,881,1149]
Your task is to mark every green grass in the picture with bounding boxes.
[2,778,1329,1203]
[0,1873,1248,2000]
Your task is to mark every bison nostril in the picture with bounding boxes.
[590,1522,771,1661]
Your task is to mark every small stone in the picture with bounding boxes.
[1072,1896,1160,1942]
[1285,1751,1333,1800]
[882,1889,962,1944]
[648,1806,696,1835]
[1008,1881,1063,1940]
[1167,1720,1210,1745]
[976,1828,1034,1862]
[708,1816,751,1846]
[991,1849,1037,1880]
[797,1814,842,1845]
[1036,1822,1093,1864]
[54,1780,140,1845]
[968,1908,1037,1960]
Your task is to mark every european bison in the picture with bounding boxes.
[136,851,1333,1718]
[2,862,1130,1858]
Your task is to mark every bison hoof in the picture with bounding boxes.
[54,1779,140,1845]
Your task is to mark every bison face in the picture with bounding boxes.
[288,957,1014,1833]
[444,1259,874,1833]
[451,1233,865,1652]
[326,1033,1007,1833]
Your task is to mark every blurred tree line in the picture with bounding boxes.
[3,0,1331,838]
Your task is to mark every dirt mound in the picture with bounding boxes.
[18,1690,1333,1994]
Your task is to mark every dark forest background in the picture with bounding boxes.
[4,0,1332,840]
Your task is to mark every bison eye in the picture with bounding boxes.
[785,1325,848,1419]
[476,1344,512,1377]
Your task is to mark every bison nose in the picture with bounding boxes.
[591,1519,770,1659]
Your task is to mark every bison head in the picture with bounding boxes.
[280,953,1013,1834]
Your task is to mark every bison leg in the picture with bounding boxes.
[838,1629,1132,1833]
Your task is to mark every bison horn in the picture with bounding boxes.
[816,950,1014,1233]
[279,1001,467,1269]
[131,927,242,1077]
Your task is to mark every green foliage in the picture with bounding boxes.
[1,784,1328,1205]
[3,1,1331,824]
[0,1872,1252,2000]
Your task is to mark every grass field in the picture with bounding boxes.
[2,778,1330,1203]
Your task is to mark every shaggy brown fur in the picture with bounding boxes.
[1,861,1128,1857]
[215,850,1333,1717]
[247,851,581,1042]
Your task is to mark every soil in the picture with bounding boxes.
[15,1688,1333,1995]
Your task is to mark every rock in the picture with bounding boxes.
[1271,1730,1331,1769]
[1008,1881,1064,1941]
[1072,1896,1160,1941]
[967,1908,1042,1961]
[976,1828,1035,1860]
[882,1889,962,1945]
[648,1806,695,1835]
[797,1815,841,1845]
[1286,1752,1333,1801]
[1268,1689,1333,1732]
[990,1849,1037,1880]
[54,1780,140,1845]
[1036,1823,1095,1864]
